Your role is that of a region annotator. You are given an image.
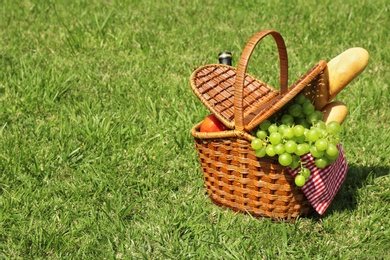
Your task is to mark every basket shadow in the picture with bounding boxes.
[306,163,390,220]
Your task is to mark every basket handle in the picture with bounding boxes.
[234,30,288,131]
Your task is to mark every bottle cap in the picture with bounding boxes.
[218,51,232,66]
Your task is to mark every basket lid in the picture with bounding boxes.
[190,30,329,132]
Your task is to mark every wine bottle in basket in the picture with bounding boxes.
[218,51,232,66]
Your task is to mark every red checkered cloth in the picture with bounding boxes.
[287,143,348,215]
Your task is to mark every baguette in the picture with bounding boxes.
[327,47,369,101]
[321,101,348,125]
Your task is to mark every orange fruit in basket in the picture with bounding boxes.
[200,114,227,132]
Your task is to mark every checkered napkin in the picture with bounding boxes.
[287,143,348,215]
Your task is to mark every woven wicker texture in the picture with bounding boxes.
[190,30,329,221]
[190,30,328,132]
[191,122,312,221]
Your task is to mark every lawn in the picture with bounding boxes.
[0,0,389,259]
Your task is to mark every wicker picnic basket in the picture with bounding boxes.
[190,30,330,221]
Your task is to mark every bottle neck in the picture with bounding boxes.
[218,51,232,66]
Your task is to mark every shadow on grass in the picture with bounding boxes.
[307,163,390,220]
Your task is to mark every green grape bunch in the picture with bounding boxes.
[251,94,342,187]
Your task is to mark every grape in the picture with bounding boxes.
[320,129,328,138]
[295,118,311,129]
[274,143,285,155]
[266,145,276,157]
[316,128,324,138]
[315,139,328,151]
[259,120,271,131]
[301,167,311,179]
[278,124,288,134]
[289,155,300,169]
[284,140,297,154]
[293,125,305,137]
[306,129,321,142]
[289,161,300,170]
[295,175,306,187]
[329,137,340,146]
[302,101,315,115]
[278,153,293,166]
[315,120,327,130]
[306,111,322,124]
[283,127,295,139]
[268,124,279,133]
[326,121,341,135]
[255,146,267,158]
[269,132,282,145]
[288,103,303,118]
[310,146,325,158]
[302,143,311,153]
[314,120,328,136]
[295,94,307,104]
[296,113,306,119]
[325,154,338,163]
[314,110,324,121]
[294,135,306,144]
[251,138,263,150]
[325,143,339,158]
[256,130,268,140]
[281,114,294,126]
[315,157,328,168]
[296,143,309,156]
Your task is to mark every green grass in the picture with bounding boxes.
[0,0,389,259]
